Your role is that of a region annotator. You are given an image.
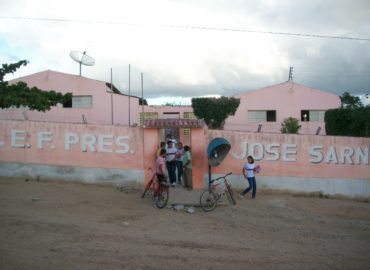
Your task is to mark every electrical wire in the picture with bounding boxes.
[1,15,369,41]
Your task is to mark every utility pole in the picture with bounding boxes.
[128,64,131,126]
[110,67,114,125]
[288,66,293,82]
[141,72,144,127]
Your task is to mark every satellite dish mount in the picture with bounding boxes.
[69,51,95,76]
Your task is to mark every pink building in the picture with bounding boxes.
[225,82,341,135]
[1,70,341,136]
[1,70,143,126]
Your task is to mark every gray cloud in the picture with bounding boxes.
[1,0,370,104]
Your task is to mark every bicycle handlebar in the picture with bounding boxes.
[210,172,232,183]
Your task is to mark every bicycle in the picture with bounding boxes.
[199,172,236,212]
[141,169,169,209]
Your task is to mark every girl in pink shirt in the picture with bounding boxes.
[156,149,167,183]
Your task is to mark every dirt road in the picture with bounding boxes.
[1,178,370,270]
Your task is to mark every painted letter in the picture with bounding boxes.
[325,146,338,164]
[249,143,264,160]
[266,143,280,161]
[231,142,247,160]
[65,133,79,150]
[282,144,297,162]
[82,134,96,152]
[11,130,26,148]
[116,136,130,154]
[354,147,369,165]
[37,131,53,149]
[339,147,354,164]
[309,145,323,163]
[98,134,113,153]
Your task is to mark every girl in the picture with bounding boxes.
[240,155,257,199]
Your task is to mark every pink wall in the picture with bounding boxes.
[0,120,143,170]
[1,120,368,196]
[207,129,369,180]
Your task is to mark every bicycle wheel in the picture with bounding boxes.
[225,186,236,205]
[141,178,153,198]
[199,189,217,212]
[155,183,169,209]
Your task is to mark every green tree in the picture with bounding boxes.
[325,107,370,137]
[0,60,72,112]
[340,92,363,109]
[280,117,301,134]
[191,96,240,129]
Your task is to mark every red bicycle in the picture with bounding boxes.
[141,169,169,209]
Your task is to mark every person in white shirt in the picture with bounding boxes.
[175,142,184,185]
[165,140,178,187]
[240,155,257,199]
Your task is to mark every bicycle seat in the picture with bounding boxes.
[160,182,170,187]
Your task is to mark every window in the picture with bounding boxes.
[183,112,196,136]
[248,110,276,122]
[301,110,309,121]
[63,97,72,108]
[139,112,158,127]
[73,96,92,108]
[184,112,196,119]
[163,112,180,119]
[309,110,325,121]
[63,95,92,108]
[266,111,276,122]
[301,110,325,121]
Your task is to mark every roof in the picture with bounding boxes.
[9,69,136,97]
[234,81,340,99]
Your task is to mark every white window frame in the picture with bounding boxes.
[248,110,267,122]
[309,110,325,122]
[72,95,93,108]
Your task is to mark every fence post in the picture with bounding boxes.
[82,114,87,124]
[257,124,262,132]
[22,111,28,121]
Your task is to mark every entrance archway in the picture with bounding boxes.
[143,118,206,189]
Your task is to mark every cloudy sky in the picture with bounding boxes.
[1,0,369,105]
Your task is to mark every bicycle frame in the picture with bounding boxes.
[142,173,159,198]
[200,172,235,212]
[210,173,232,199]
[141,168,169,209]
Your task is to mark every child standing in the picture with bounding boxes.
[156,149,167,183]
[240,155,257,199]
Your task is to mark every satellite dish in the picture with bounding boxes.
[69,51,95,76]
[206,137,231,189]
[207,137,231,167]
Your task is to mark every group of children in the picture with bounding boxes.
[155,137,258,198]
[155,138,193,190]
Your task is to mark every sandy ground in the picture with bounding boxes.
[1,178,370,270]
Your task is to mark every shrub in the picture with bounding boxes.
[280,117,301,134]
